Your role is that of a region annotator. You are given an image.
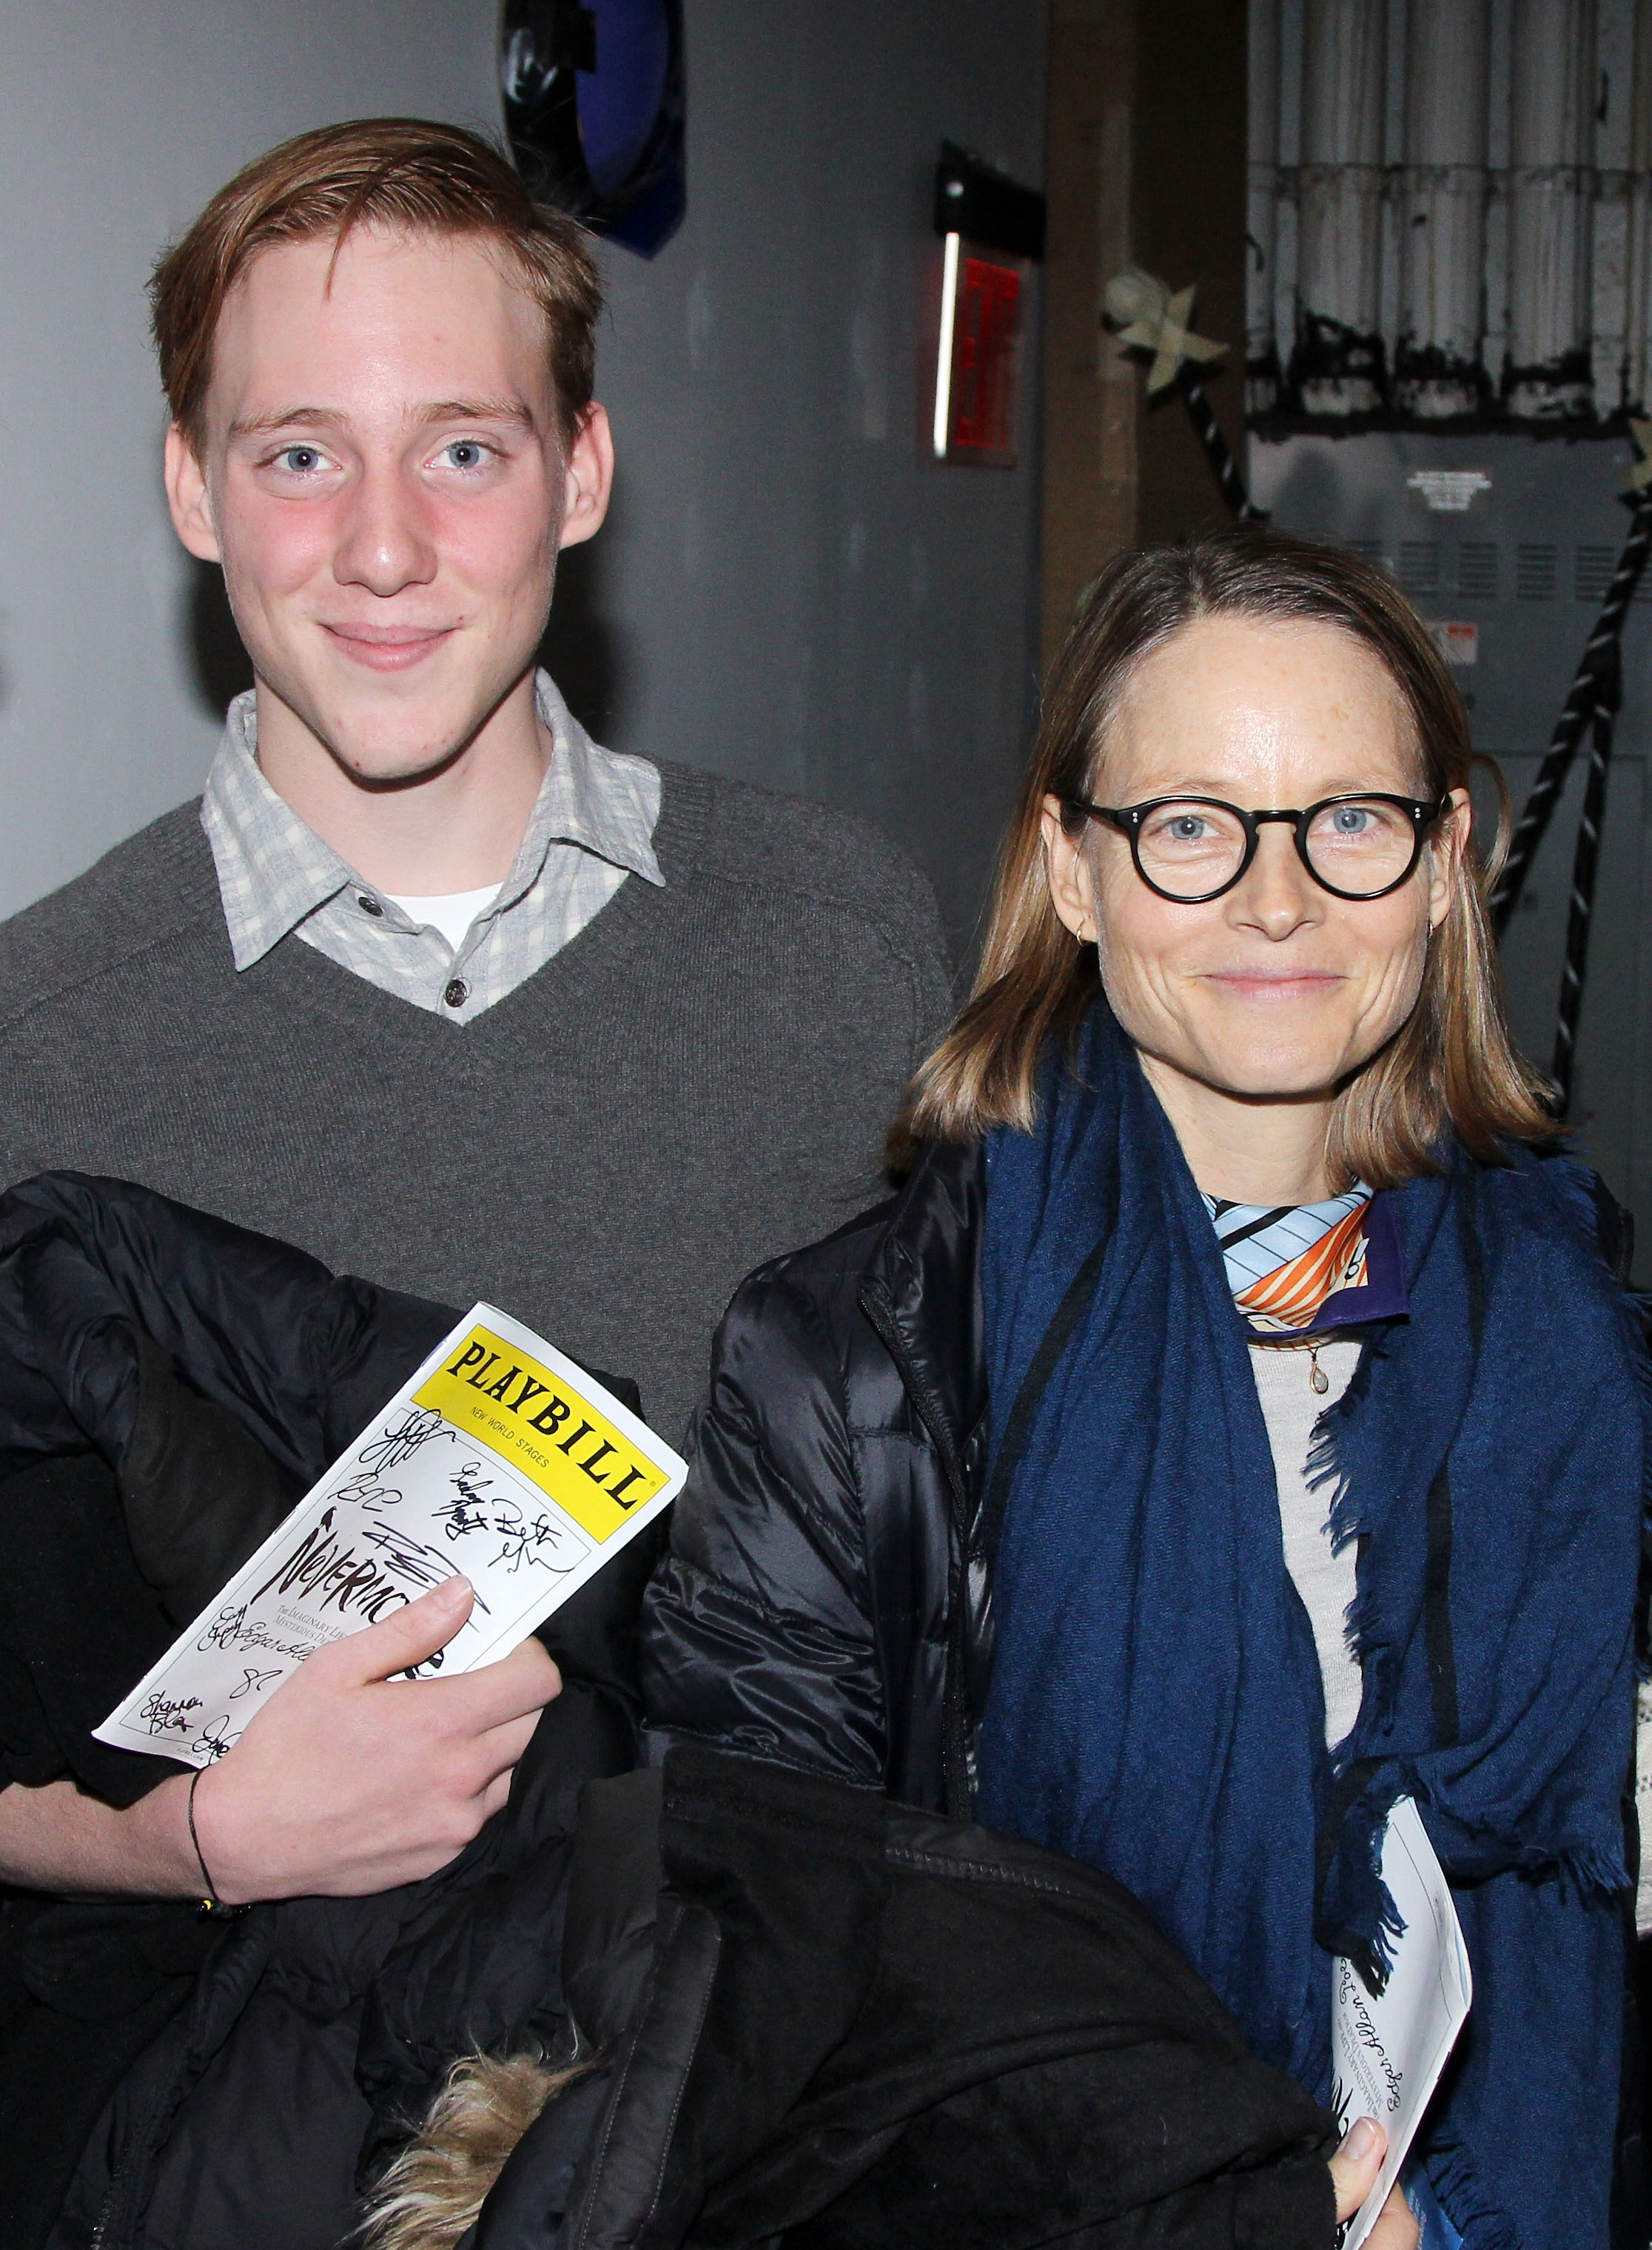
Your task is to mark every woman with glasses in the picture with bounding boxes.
[643,529,1645,2249]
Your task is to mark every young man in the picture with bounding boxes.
[0,121,950,1905]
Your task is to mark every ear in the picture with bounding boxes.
[1427,786,1471,932]
[1041,794,1099,942]
[557,402,614,552]
[164,423,222,564]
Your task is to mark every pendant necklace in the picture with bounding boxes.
[1254,1334,1330,1393]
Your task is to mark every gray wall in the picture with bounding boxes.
[0,1,1046,962]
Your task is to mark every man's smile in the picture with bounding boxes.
[320,619,457,672]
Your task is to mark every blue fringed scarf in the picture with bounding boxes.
[976,1003,1645,2250]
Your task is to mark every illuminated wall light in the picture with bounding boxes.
[933,229,961,458]
[927,145,1043,466]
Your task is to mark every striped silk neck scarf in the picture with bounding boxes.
[1202,1184,1374,1335]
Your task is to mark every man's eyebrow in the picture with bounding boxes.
[416,397,539,431]
[226,398,540,440]
[226,406,347,438]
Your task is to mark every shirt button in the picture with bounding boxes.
[357,893,383,917]
[443,978,469,1010]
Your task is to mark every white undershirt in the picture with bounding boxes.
[1249,1337,1364,1748]
[382,884,503,955]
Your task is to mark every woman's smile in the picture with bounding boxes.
[1200,967,1346,1000]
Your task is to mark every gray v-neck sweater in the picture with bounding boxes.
[0,762,953,1441]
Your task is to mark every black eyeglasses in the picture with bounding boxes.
[1059,792,1448,904]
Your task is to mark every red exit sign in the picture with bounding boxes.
[933,235,1025,468]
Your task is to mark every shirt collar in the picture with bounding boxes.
[1313,1189,1410,1331]
[199,692,355,970]
[1202,1182,1410,1337]
[502,674,663,912]
[200,670,663,972]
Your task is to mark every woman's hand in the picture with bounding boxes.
[1329,2118,1421,2249]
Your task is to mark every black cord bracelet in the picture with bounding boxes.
[187,1766,251,1920]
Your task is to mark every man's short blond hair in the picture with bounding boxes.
[150,117,603,451]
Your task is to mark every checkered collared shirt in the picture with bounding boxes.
[200,672,664,1023]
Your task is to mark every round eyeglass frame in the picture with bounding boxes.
[1058,791,1448,905]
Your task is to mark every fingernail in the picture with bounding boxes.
[437,1574,472,1602]
[1343,2118,1377,2161]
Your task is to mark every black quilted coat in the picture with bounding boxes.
[0,1170,1344,2250]
[641,1136,991,1814]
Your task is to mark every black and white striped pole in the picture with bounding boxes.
[1489,479,1652,940]
[1550,642,1622,1118]
[1104,267,1267,524]
[1490,419,1652,1118]
[1176,363,1269,522]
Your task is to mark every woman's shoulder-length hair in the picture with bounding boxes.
[899,525,1555,1189]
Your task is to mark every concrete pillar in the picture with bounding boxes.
[1506,0,1597,417]
[1396,0,1491,417]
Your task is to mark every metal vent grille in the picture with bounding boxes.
[1516,543,1558,600]
[1575,545,1616,602]
[1398,541,1440,595]
[1457,543,1498,598]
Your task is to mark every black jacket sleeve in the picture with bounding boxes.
[640,1260,890,1791]
[0,1169,457,1488]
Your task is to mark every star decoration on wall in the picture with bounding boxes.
[1103,267,1227,394]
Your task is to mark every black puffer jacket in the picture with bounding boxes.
[56,1742,1343,2250]
[0,1169,651,2249]
[642,1137,989,1813]
[0,1169,1345,2250]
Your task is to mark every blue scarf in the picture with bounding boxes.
[976,1003,1644,2249]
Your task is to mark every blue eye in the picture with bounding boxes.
[443,440,488,470]
[277,446,323,474]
